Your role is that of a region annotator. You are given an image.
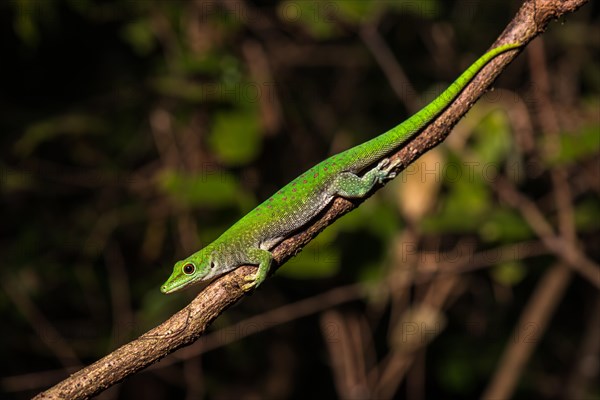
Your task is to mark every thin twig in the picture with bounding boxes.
[241,39,283,135]
[360,22,420,113]
[320,310,371,399]
[564,292,600,399]
[482,263,572,400]
[2,281,82,370]
[104,243,134,350]
[495,176,600,287]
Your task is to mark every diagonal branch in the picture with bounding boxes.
[495,176,600,287]
[34,0,590,398]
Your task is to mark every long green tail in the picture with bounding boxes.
[344,42,521,170]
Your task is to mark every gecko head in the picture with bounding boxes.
[161,247,219,294]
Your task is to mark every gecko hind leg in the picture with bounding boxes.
[328,157,401,198]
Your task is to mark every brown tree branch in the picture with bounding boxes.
[495,176,600,287]
[34,0,589,398]
[482,263,573,400]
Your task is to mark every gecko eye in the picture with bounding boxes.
[210,261,215,269]
[183,263,195,275]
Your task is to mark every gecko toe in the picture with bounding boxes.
[383,158,401,175]
[377,158,390,169]
[241,281,256,291]
[241,274,258,291]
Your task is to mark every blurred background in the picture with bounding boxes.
[1,0,598,399]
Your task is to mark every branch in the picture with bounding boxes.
[34,0,590,398]
[495,176,600,288]
[482,263,573,400]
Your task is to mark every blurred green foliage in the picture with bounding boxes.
[209,107,262,165]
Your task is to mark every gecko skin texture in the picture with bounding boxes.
[161,43,521,294]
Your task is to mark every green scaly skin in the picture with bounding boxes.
[161,43,521,294]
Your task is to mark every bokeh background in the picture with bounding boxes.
[1,0,598,399]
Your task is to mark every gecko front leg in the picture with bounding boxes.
[327,157,401,198]
[241,248,273,291]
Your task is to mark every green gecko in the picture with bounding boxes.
[161,42,521,294]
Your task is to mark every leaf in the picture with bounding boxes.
[278,0,439,31]
[157,169,253,209]
[208,108,262,166]
[480,208,533,242]
[277,1,340,38]
[544,124,600,165]
[573,199,600,232]
[14,114,107,157]
[387,0,439,18]
[490,261,526,286]
[279,239,340,279]
[437,354,477,394]
[0,166,34,192]
[472,109,513,166]
[421,179,490,233]
[121,19,156,55]
[12,0,59,46]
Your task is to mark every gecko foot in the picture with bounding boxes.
[375,157,401,182]
[241,274,258,292]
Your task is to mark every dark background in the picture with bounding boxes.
[1,0,598,399]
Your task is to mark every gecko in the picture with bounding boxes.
[161,42,521,294]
